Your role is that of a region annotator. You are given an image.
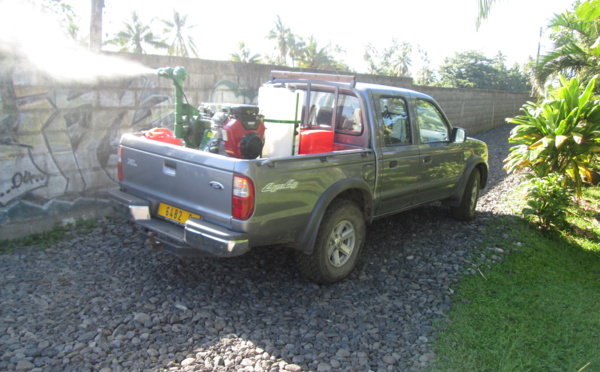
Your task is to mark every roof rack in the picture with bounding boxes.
[270,70,356,88]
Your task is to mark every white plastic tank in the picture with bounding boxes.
[259,85,303,157]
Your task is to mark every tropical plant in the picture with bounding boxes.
[297,36,335,70]
[286,33,306,68]
[439,50,530,91]
[416,47,437,86]
[493,52,532,92]
[161,10,199,58]
[105,11,168,54]
[476,0,496,29]
[393,41,412,77]
[504,75,600,198]
[439,51,497,89]
[533,0,600,93]
[38,0,79,40]
[230,41,261,63]
[363,39,412,77]
[266,15,292,65]
[522,173,572,228]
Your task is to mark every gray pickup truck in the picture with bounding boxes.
[110,70,488,284]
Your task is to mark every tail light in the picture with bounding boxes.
[232,175,254,220]
[117,146,123,181]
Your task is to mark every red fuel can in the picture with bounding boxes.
[144,128,182,146]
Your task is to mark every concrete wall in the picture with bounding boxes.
[0,52,531,239]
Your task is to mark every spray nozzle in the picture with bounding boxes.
[157,66,189,87]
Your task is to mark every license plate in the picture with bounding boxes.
[157,203,200,224]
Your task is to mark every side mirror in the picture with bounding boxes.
[452,127,466,143]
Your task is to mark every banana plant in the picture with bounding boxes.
[504,75,600,198]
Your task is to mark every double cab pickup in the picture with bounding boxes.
[110,70,488,284]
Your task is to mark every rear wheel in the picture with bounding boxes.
[296,200,365,284]
[450,169,480,221]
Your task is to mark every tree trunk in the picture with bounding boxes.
[90,0,104,51]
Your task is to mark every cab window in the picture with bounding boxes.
[416,100,450,143]
[379,97,411,145]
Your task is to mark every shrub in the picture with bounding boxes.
[522,174,572,229]
[504,75,600,198]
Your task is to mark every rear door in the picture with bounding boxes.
[374,93,421,214]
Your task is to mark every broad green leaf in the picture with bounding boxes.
[529,138,545,149]
[579,76,596,107]
[576,0,600,22]
[555,135,569,148]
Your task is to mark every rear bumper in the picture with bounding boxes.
[108,188,250,258]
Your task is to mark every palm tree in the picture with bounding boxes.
[286,34,305,68]
[363,39,412,77]
[533,1,600,92]
[230,41,261,63]
[477,0,496,29]
[392,41,412,77]
[161,10,199,58]
[266,15,291,65]
[416,48,436,86]
[105,11,168,54]
[298,36,334,70]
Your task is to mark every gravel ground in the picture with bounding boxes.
[0,124,521,372]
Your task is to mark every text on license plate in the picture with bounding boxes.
[157,203,200,224]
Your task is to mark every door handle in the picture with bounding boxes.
[389,160,398,168]
[422,155,432,164]
[163,160,177,176]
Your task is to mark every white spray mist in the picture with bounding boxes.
[0,0,156,83]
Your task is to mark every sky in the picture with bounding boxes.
[9,0,581,75]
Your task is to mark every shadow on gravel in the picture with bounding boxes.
[101,202,503,371]
[0,206,511,372]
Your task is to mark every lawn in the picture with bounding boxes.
[432,185,600,371]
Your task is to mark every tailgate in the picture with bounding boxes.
[119,134,235,226]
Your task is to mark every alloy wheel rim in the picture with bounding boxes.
[327,220,356,267]
[470,178,479,212]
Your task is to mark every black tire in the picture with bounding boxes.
[296,200,365,284]
[450,169,480,221]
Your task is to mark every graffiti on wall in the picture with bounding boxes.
[0,68,257,228]
[0,70,171,225]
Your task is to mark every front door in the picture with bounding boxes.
[415,99,464,202]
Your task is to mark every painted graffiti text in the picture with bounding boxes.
[1,171,45,199]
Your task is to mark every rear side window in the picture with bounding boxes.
[307,91,335,128]
[305,90,362,135]
[379,97,411,145]
[336,94,362,134]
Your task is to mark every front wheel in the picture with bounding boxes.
[296,200,365,284]
[450,169,480,221]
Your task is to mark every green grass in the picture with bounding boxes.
[432,185,600,372]
[0,218,100,255]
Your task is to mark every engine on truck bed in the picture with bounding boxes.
[152,66,265,159]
